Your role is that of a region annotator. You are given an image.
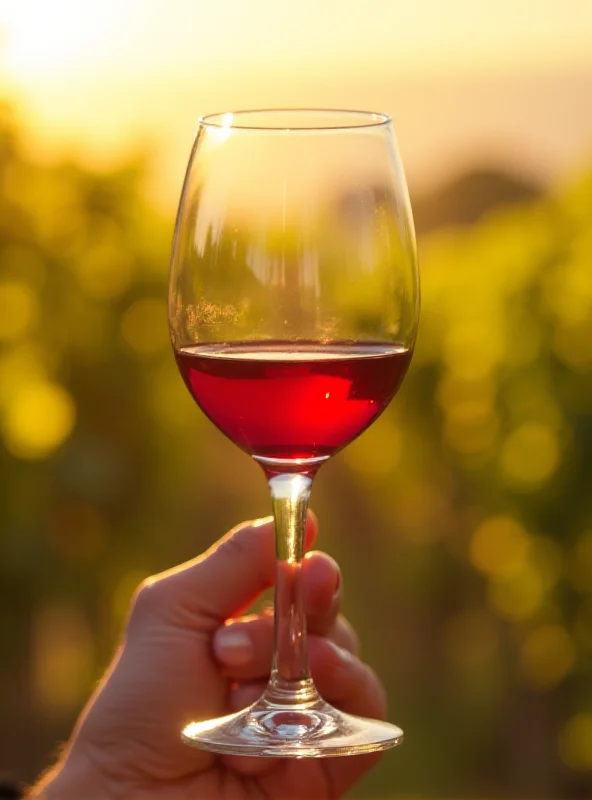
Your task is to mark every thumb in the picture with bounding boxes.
[137,513,317,628]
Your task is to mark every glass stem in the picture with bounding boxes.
[265,473,320,707]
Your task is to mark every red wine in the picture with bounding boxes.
[175,342,411,466]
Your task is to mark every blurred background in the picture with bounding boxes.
[1,1,592,797]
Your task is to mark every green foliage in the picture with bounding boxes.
[1,103,592,796]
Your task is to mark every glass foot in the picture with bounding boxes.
[182,696,403,757]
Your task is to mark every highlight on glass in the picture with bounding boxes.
[169,109,420,757]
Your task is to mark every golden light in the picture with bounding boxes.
[344,416,403,480]
[499,422,561,489]
[488,563,545,622]
[0,245,47,290]
[76,239,135,301]
[0,0,590,212]
[0,345,48,409]
[521,625,575,690]
[568,531,592,593]
[148,362,197,430]
[504,315,542,367]
[574,598,592,650]
[443,409,499,455]
[470,515,530,579]
[442,322,504,381]
[0,281,39,341]
[553,320,592,373]
[208,112,235,145]
[1,380,76,459]
[2,1,114,82]
[531,536,564,591]
[436,374,496,416]
[559,713,592,770]
[544,244,592,327]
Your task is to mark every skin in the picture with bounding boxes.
[33,515,387,799]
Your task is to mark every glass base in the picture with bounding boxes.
[182,695,404,757]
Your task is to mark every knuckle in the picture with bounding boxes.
[215,526,272,587]
[335,614,361,656]
[217,530,250,561]
[127,578,165,630]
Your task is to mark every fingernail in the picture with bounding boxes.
[333,568,341,596]
[323,554,340,596]
[251,516,274,528]
[213,626,253,666]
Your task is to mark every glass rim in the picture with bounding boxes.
[198,108,392,132]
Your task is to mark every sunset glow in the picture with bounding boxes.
[2,1,114,80]
[1,0,591,205]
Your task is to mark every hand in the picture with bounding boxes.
[35,515,387,799]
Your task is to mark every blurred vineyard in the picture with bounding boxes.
[1,101,592,798]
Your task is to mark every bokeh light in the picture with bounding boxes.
[499,422,561,489]
[470,516,530,579]
[568,531,592,593]
[0,281,39,341]
[488,564,545,621]
[443,322,504,382]
[558,712,592,770]
[520,624,575,690]
[574,598,592,650]
[344,416,403,480]
[1,380,76,460]
[76,237,135,300]
[530,536,564,591]
[1,2,592,794]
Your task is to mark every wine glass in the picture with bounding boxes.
[169,109,419,757]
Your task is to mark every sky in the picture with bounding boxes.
[1,0,592,207]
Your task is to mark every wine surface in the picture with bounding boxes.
[175,342,411,465]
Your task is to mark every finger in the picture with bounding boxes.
[220,682,281,777]
[220,680,378,783]
[221,651,388,787]
[228,680,267,712]
[211,549,353,676]
[309,639,391,798]
[214,614,358,681]
[325,751,385,799]
[301,551,342,636]
[309,637,387,720]
[129,513,318,630]
[210,547,338,672]
[324,614,358,655]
